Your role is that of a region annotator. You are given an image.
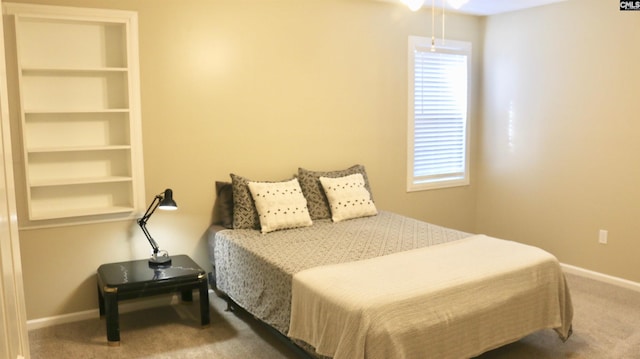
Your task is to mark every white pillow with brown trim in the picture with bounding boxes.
[247,178,313,233]
[319,173,377,222]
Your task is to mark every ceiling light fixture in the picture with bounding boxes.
[403,0,449,51]
[447,0,469,9]
[404,0,425,11]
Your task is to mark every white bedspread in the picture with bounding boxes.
[288,234,573,359]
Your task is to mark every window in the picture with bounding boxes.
[407,36,471,191]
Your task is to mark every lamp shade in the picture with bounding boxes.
[158,188,177,210]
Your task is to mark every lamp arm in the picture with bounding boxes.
[137,195,162,256]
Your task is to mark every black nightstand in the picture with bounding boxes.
[97,255,210,346]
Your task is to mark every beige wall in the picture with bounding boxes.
[478,0,640,282]
[11,0,640,324]
[6,0,482,320]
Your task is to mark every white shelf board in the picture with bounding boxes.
[27,145,131,153]
[30,205,135,221]
[30,176,133,188]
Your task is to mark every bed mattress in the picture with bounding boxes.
[212,210,572,358]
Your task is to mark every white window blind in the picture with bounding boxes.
[407,37,471,191]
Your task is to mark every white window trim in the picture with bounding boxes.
[407,36,471,192]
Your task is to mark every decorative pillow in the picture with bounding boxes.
[298,164,373,220]
[212,181,234,229]
[247,178,313,233]
[319,173,377,222]
[230,173,261,229]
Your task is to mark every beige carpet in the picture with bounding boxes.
[29,272,640,358]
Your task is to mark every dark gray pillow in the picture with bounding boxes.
[230,174,260,230]
[230,174,297,230]
[212,181,233,229]
[298,164,373,220]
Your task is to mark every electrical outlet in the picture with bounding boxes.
[599,229,608,244]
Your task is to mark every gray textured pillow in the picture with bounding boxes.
[298,164,373,220]
[230,174,260,229]
[212,181,234,229]
[230,174,298,230]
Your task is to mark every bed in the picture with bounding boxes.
[207,165,573,359]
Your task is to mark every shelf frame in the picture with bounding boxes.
[3,3,146,228]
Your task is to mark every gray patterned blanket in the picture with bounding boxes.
[213,210,471,334]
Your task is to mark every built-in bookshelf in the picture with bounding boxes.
[3,3,145,228]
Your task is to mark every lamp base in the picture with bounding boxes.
[149,255,172,267]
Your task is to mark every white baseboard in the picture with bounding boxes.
[27,290,212,331]
[561,263,640,293]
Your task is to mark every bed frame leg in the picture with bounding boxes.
[222,295,236,312]
[225,300,234,312]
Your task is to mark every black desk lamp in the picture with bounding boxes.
[137,188,177,266]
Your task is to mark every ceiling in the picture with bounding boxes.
[388,0,568,16]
